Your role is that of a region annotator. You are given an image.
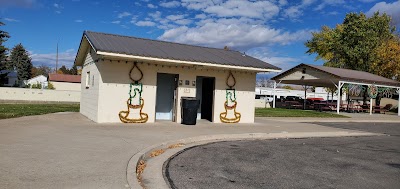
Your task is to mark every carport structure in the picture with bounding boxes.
[271,64,400,116]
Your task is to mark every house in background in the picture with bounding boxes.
[48,73,81,91]
[24,75,48,88]
[0,70,18,87]
[74,31,281,123]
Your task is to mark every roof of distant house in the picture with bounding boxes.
[48,73,81,83]
[74,31,281,72]
[0,70,17,77]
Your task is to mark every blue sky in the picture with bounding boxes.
[1,0,399,77]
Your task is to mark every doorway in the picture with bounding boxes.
[196,76,215,122]
[156,73,178,121]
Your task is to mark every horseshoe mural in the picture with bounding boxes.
[118,62,148,123]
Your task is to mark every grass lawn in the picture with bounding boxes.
[255,108,349,118]
[0,104,80,119]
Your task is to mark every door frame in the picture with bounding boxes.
[196,76,215,122]
[155,73,179,122]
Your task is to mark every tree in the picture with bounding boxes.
[58,65,69,74]
[0,21,10,85]
[31,64,52,77]
[282,85,294,90]
[9,43,32,84]
[305,12,396,74]
[69,64,78,75]
[370,36,400,81]
[56,64,79,75]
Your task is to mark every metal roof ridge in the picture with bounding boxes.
[84,30,243,53]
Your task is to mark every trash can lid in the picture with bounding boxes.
[181,97,197,100]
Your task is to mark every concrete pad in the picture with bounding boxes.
[0,112,385,189]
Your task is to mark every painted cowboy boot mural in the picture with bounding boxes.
[220,71,241,123]
[119,62,148,123]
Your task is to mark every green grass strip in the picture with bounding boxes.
[255,108,349,118]
[0,104,80,119]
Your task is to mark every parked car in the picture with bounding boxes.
[284,96,303,102]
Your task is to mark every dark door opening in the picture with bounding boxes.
[156,73,178,121]
[196,76,215,122]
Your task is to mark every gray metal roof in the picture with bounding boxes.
[271,63,400,87]
[83,31,280,71]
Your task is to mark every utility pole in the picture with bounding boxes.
[56,41,59,73]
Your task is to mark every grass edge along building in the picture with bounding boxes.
[74,31,281,123]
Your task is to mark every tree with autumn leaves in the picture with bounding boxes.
[305,12,400,81]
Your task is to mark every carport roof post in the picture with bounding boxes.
[398,88,400,117]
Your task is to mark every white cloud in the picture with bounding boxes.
[111,20,121,24]
[166,14,185,21]
[53,2,63,14]
[367,1,400,25]
[175,19,192,25]
[159,18,314,50]
[195,14,207,19]
[30,49,76,68]
[1,0,37,8]
[283,0,318,20]
[135,21,156,26]
[160,1,181,8]
[279,0,288,6]
[204,0,279,19]
[149,11,162,20]
[181,0,220,10]
[247,47,300,75]
[118,12,131,18]
[283,6,303,19]
[74,19,83,23]
[147,4,157,8]
[328,11,339,15]
[359,0,378,2]
[4,18,20,22]
[314,0,345,11]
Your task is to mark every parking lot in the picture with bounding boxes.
[165,122,400,189]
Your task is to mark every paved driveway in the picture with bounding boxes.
[165,122,400,189]
[0,113,362,189]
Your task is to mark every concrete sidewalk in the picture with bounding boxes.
[0,113,383,189]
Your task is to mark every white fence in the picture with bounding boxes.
[0,87,80,102]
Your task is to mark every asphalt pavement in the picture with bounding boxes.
[165,123,400,189]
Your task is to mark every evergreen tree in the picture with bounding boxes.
[70,64,78,75]
[58,65,69,74]
[10,43,32,84]
[0,21,10,85]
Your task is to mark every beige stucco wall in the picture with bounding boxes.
[80,50,100,122]
[52,81,81,91]
[0,87,80,102]
[87,60,257,123]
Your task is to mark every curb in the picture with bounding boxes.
[126,131,382,189]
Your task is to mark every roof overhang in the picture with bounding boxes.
[272,63,400,88]
[96,51,281,73]
[74,35,96,67]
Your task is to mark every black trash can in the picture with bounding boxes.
[181,97,200,125]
